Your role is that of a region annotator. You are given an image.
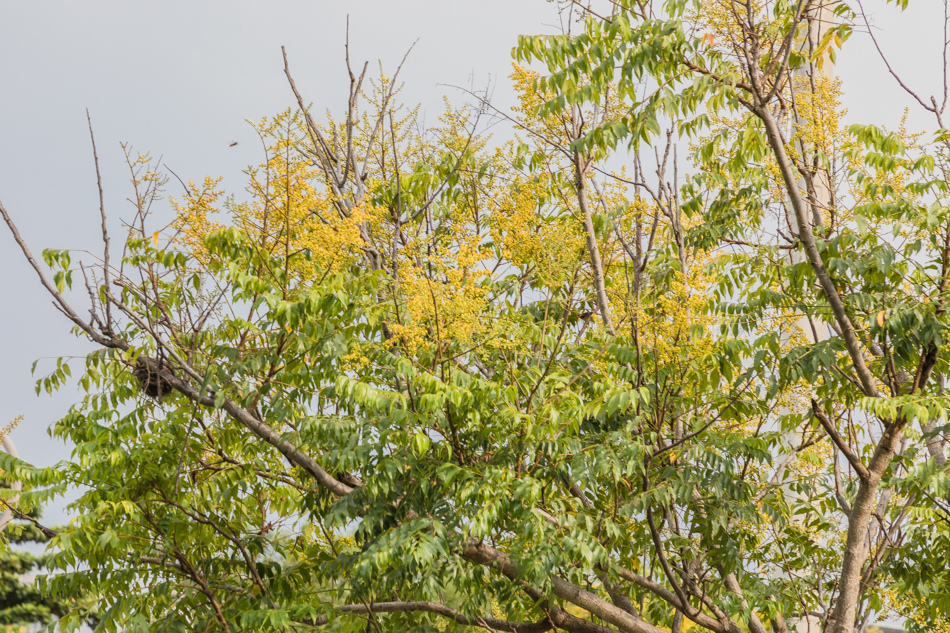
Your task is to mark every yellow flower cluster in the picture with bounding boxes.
[170,176,225,264]
[0,415,22,486]
[171,110,371,278]
[792,74,847,166]
[883,587,949,633]
[490,175,585,288]
[388,242,491,356]
[0,414,22,442]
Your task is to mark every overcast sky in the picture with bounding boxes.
[0,0,945,525]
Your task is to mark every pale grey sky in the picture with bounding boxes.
[0,0,944,526]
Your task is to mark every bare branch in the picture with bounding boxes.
[0,199,116,349]
[86,109,113,331]
[856,0,940,116]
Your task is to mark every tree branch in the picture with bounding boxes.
[463,542,667,633]
[811,400,870,481]
[300,601,552,632]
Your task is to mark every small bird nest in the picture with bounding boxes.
[133,358,175,401]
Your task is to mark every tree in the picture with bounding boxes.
[1,1,949,632]
[0,512,73,632]
[0,424,92,631]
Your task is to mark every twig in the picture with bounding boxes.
[86,109,113,331]
[0,499,57,539]
[0,199,118,349]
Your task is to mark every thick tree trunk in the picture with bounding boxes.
[827,424,903,632]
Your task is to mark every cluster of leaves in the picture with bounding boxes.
[0,467,93,632]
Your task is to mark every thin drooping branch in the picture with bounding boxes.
[856,0,943,118]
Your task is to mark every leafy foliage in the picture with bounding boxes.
[1,2,950,633]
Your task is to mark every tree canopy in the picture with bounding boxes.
[2,1,950,632]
